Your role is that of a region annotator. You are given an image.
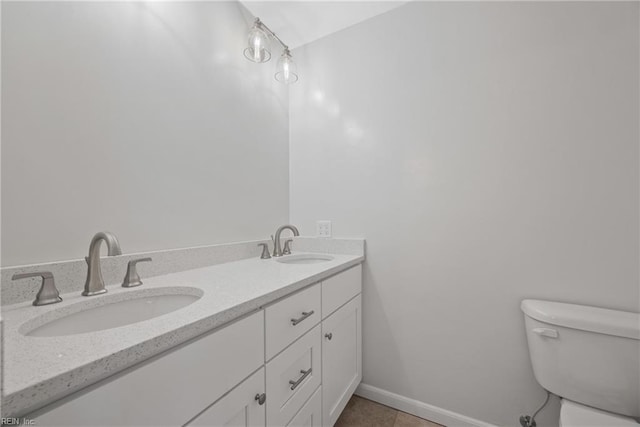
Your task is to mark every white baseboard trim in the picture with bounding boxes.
[355,383,497,427]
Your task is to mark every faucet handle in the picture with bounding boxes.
[12,271,63,306]
[283,239,293,255]
[122,257,152,288]
[258,243,271,259]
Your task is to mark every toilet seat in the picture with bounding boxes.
[560,399,638,426]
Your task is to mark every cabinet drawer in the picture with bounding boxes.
[266,283,321,360]
[266,325,322,427]
[322,265,362,319]
[33,311,264,426]
[186,368,265,427]
[287,386,322,427]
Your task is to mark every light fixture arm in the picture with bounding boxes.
[254,18,289,51]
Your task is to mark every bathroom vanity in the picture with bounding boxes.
[1,244,363,426]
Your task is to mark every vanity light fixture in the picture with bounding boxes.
[244,17,298,84]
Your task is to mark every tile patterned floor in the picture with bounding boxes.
[335,395,444,427]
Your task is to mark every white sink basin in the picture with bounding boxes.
[276,254,335,264]
[21,287,203,337]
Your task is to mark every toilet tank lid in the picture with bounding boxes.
[521,300,639,340]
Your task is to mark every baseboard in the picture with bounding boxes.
[355,383,497,427]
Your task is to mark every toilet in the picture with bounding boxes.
[521,299,639,426]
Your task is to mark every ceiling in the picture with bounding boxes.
[241,1,408,49]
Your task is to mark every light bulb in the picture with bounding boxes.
[243,22,270,63]
[275,49,298,84]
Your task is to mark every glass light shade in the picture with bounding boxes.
[275,50,298,84]
[243,25,271,63]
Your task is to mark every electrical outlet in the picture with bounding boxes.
[316,220,332,238]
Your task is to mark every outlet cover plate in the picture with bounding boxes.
[316,220,332,238]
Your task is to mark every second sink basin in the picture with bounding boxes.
[21,287,203,337]
[276,254,335,264]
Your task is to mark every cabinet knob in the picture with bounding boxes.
[325,332,333,340]
[255,393,266,405]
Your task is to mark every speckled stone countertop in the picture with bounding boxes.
[1,252,364,417]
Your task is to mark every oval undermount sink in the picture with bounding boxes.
[21,287,203,337]
[276,254,335,264]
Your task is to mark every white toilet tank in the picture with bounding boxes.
[521,299,640,418]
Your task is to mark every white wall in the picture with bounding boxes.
[1,1,288,267]
[290,2,639,426]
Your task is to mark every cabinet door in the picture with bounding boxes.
[322,295,362,427]
[186,368,265,427]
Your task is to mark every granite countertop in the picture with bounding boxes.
[1,252,364,417]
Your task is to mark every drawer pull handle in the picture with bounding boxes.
[291,311,315,326]
[325,332,333,340]
[289,368,312,390]
[254,393,266,405]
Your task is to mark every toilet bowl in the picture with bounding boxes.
[521,299,639,425]
[560,399,638,426]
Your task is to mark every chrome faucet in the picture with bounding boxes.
[272,225,299,257]
[83,231,122,296]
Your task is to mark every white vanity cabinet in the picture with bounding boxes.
[28,263,362,427]
[264,265,362,427]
